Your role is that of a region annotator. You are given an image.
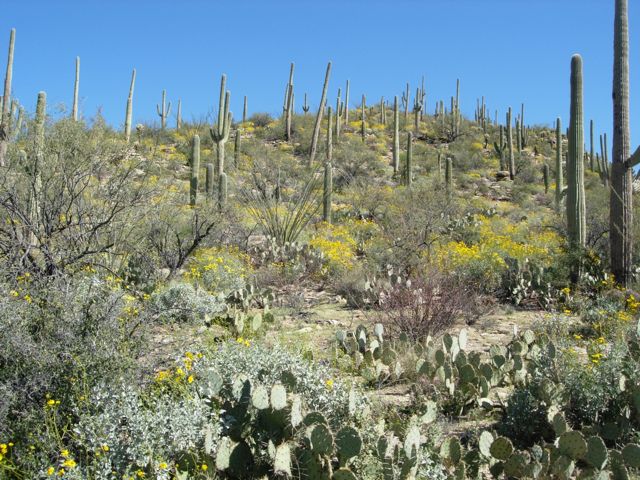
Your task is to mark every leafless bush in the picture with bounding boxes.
[376,272,481,341]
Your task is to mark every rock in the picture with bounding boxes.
[495,171,511,181]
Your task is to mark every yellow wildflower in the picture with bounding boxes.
[47,467,55,475]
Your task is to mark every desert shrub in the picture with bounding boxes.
[148,282,226,323]
[376,273,479,340]
[0,274,143,440]
[183,246,250,294]
[248,112,273,128]
[498,385,553,448]
[308,222,357,274]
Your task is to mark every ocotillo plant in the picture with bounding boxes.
[324,107,333,223]
[360,95,366,142]
[124,69,136,143]
[210,74,232,176]
[555,117,564,211]
[234,129,241,168]
[284,63,294,141]
[218,172,228,210]
[507,107,515,179]
[0,28,15,167]
[392,96,400,175]
[543,164,550,193]
[190,135,200,206]
[176,99,182,130]
[309,62,331,165]
[156,90,171,130]
[567,54,586,278]
[205,163,214,197]
[610,0,640,286]
[72,56,80,121]
[405,131,413,186]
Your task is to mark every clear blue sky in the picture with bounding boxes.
[3,0,638,144]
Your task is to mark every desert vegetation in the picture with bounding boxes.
[2,1,640,479]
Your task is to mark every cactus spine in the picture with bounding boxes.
[156,89,171,130]
[309,62,331,165]
[324,107,333,223]
[392,96,400,174]
[567,54,586,271]
[210,74,231,176]
[176,99,182,130]
[507,107,515,179]
[284,62,294,141]
[190,135,200,206]
[555,117,564,211]
[124,68,136,143]
[405,131,413,186]
[360,94,366,142]
[610,0,640,286]
[0,28,15,167]
[72,56,80,121]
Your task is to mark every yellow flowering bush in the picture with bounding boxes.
[184,246,251,294]
[309,223,357,273]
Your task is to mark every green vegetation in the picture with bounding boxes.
[1,2,640,479]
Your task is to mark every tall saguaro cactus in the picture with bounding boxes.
[242,96,248,123]
[72,56,80,121]
[29,91,46,245]
[344,80,350,125]
[507,107,515,180]
[308,62,331,165]
[405,131,413,186]
[392,96,400,174]
[360,94,366,142]
[124,69,136,143]
[176,99,182,130]
[589,119,595,171]
[610,0,640,286]
[335,88,342,139]
[324,107,333,223]
[190,135,200,206]
[445,157,453,195]
[555,117,564,211]
[210,74,232,176]
[284,62,294,141]
[0,28,15,167]
[567,54,586,269]
[156,90,171,130]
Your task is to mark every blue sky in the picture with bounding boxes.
[3,0,638,145]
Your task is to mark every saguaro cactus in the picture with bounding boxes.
[335,88,342,139]
[610,0,640,286]
[360,94,366,142]
[284,62,294,141]
[392,96,400,174]
[156,90,171,130]
[218,172,228,210]
[190,135,200,206]
[405,131,413,186]
[205,163,214,197]
[589,119,595,171]
[344,80,350,125]
[543,164,550,193]
[234,129,241,167]
[567,54,586,270]
[0,28,15,167]
[72,56,80,121]
[302,93,310,114]
[324,107,333,223]
[29,91,46,245]
[124,69,136,143]
[555,117,564,210]
[242,96,248,123]
[445,157,453,195]
[309,62,331,165]
[210,74,232,176]
[176,99,182,130]
[507,107,515,179]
